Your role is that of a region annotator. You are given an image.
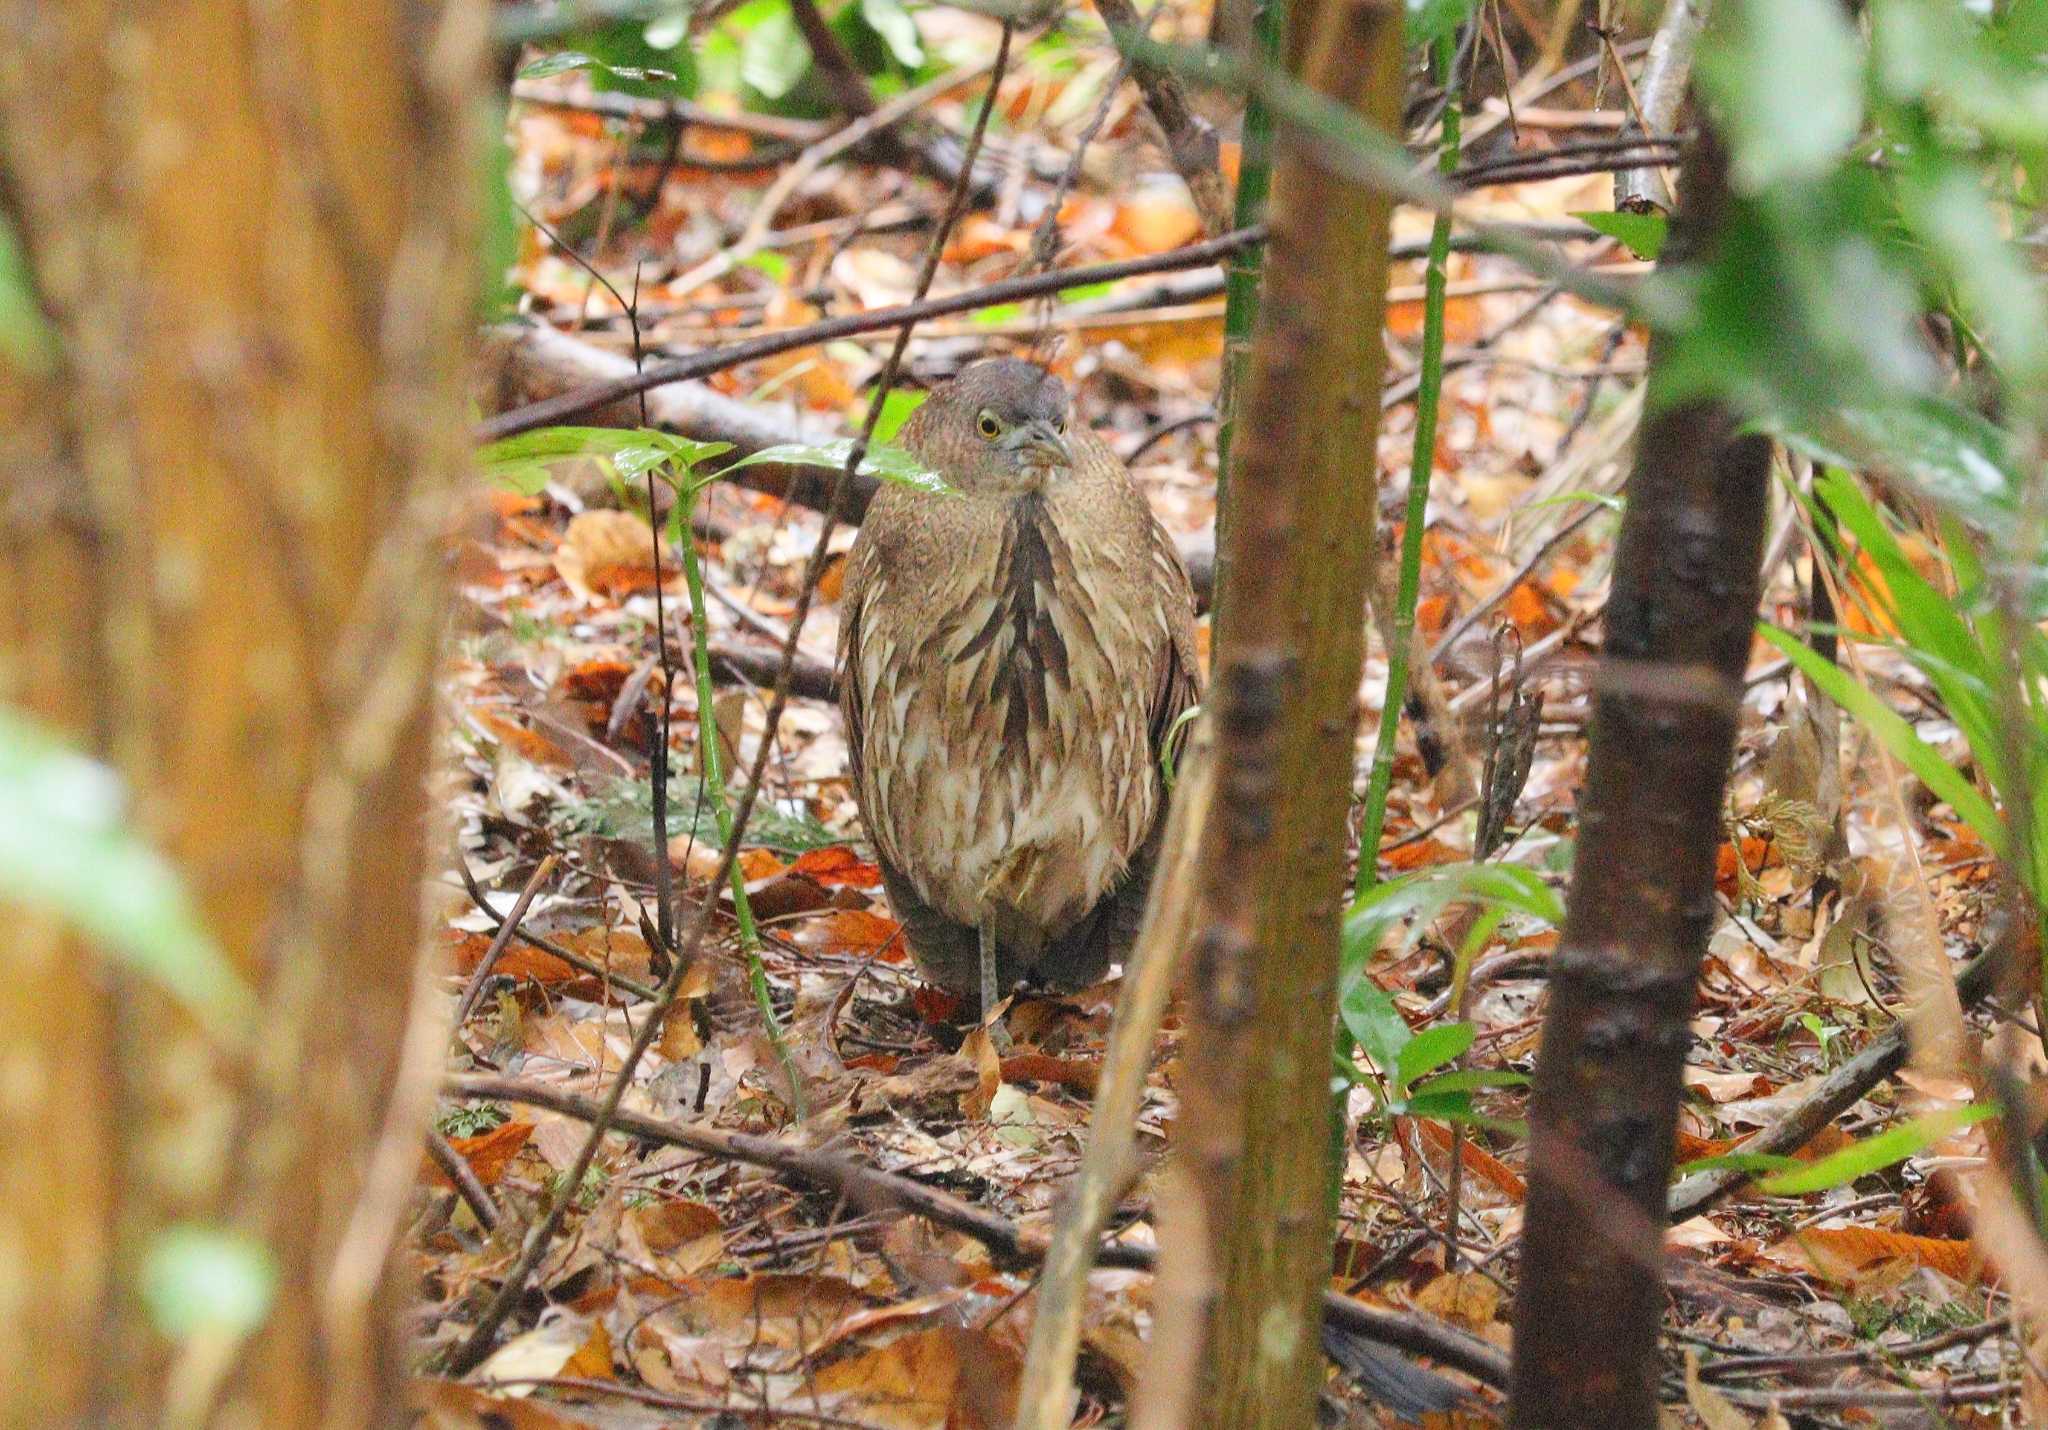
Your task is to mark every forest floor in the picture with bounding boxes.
[415,11,2020,1427]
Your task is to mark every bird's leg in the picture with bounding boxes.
[978,916,1012,1052]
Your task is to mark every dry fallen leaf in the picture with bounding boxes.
[555,510,672,601]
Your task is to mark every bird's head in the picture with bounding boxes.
[901,358,1073,494]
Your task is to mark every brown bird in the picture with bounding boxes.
[838,358,1200,1024]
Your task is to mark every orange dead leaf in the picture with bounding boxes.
[424,1119,535,1190]
[1785,1226,1981,1283]
[558,657,635,705]
[790,846,883,887]
[796,908,903,955]
[445,929,574,985]
[1716,837,1782,895]
[1504,580,1557,637]
[474,711,575,769]
[944,213,1027,263]
[813,1325,1019,1430]
[555,509,671,601]
[1410,1119,1525,1202]
[999,1053,1100,1097]
[1382,836,1465,871]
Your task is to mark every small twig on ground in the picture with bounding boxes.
[454,858,659,1002]
[424,1128,502,1232]
[441,1072,1512,1389]
[452,852,560,1027]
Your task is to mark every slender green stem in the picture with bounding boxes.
[1355,34,1461,900]
[1211,0,1285,644]
[1333,30,1462,1220]
[674,482,800,1099]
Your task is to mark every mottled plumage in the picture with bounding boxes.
[838,360,1200,1008]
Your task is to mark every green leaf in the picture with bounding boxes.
[520,49,679,84]
[1758,1103,1998,1194]
[1405,0,1478,46]
[859,0,924,68]
[1573,209,1668,260]
[141,1225,278,1339]
[1673,1151,1805,1178]
[725,438,955,495]
[1699,0,1865,190]
[0,709,254,1040]
[862,386,928,444]
[1058,280,1116,304]
[1760,625,2005,853]
[742,5,812,100]
[971,302,1026,326]
[1775,398,2022,527]
[1339,975,1412,1082]
[1415,1067,1530,1094]
[1395,1022,1475,1095]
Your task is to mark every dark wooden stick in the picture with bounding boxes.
[442,1072,1512,1390]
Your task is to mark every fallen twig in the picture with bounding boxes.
[423,1128,502,1232]
[441,1072,1513,1390]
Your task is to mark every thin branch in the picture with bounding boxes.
[424,1129,502,1232]
[1615,0,1713,213]
[1667,946,2004,1222]
[452,852,560,1027]
[473,226,1270,441]
[442,1072,1512,1390]
[454,857,659,1002]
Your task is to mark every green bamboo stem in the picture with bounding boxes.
[675,486,800,1100]
[1210,0,1285,642]
[1355,33,1461,900]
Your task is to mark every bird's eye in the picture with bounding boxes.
[976,410,1002,439]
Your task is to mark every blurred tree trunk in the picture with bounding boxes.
[0,0,481,1423]
[1162,1,1404,1425]
[1507,124,1770,1428]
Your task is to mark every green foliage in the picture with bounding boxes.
[438,1102,511,1138]
[1335,864,1556,1129]
[140,1225,278,1340]
[478,115,523,322]
[1667,0,2047,516]
[1758,1103,1998,1195]
[476,424,949,500]
[1404,0,1478,47]
[0,708,253,1041]
[1572,209,1667,261]
[1700,0,1865,189]
[524,5,699,99]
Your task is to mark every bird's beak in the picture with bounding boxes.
[1008,417,1072,466]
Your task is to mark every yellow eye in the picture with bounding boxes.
[977,410,1002,439]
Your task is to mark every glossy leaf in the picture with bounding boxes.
[725,438,955,495]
